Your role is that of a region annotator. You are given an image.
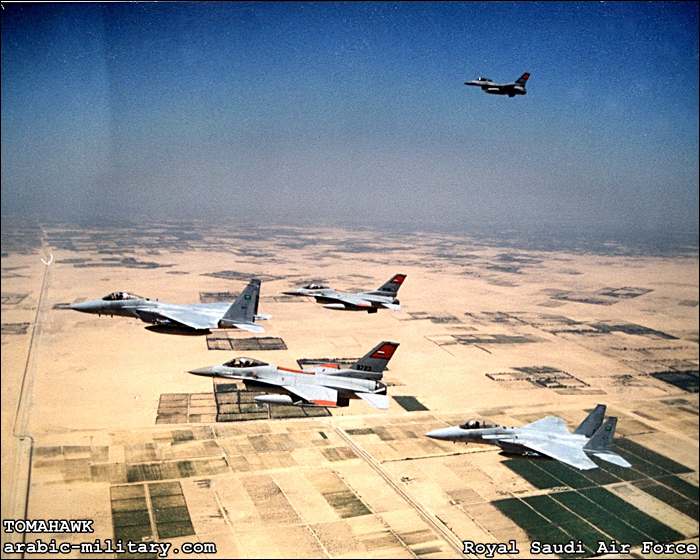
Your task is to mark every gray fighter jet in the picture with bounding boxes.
[465,73,530,97]
[425,404,631,470]
[189,341,399,409]
[282,274,406,313]
[70,278,270,334]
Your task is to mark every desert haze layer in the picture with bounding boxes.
[2,222,698,559]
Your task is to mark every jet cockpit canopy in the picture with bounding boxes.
[223,357,268,368]
[458,419,498,430]
[304,284,328,290]
[102,292,143,301]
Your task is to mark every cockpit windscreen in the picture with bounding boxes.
[458,419,498,430]
[102,292,143,301]
[223,357,268,368]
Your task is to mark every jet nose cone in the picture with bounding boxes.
[425,427,461,441]
[69,300,98,313]
[188,366,216,377]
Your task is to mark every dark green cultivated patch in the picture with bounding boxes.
[346,428,375,436]
[572,463,621,486]
[550,491,648,545]
[148,482,195,539]
[393,396,429,411]
[656,475,700,502]
[522,495,606,555]
[581,487,683,543]
[633,478,699,520]
[535,461,597,489]
[651,371,698,393]
[614,439,692,474]
[502,459,565,489]
[322,490,371,519]
[492,498,572,545]
[110,485,152,543]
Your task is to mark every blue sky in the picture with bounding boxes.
[2,2,698,234]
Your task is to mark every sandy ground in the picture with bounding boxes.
[2,223,698,559]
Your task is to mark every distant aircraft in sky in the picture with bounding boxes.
[70,278,270,334]
[425,404,632,471]
[189,341,400,409]
[465,73,530,97]
[282,274,406,313]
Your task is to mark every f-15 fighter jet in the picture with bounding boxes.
[465,73,530,97]
[282,274,406,313]
[189,341,400,409]
[425,404,631,470]
[70,278,270,334]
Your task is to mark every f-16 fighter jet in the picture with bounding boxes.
[425,404,631,470]
[282,274,406,313]
[189,341,400,409]
[70,278,270,334]
[465,73,530,97]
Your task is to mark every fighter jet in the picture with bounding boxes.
[425,404,631,471]
[189,341,400,409]
[465,73,530,97]
[70,278,270,334]
[282,274,406,313]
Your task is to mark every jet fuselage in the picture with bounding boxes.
[426,424,588,456]
[464,73,530,97]
[189,363,387,407]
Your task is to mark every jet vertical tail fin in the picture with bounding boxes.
[574,404,606,437]
[373,274,406,296]
[350,341,399,378]
[219,279,262,328]
[584,417,632,468]
[515,73,530,87]
[584,417,618,452]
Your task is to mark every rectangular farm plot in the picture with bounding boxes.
[522,495,609,555]
[206,334,287,351]
[581,487,684,543]
[614,438,694,474]
[550,491,657,545]
[240,474,304,527]
[492,498,572,545]
[110,485,152,543]
[632,478,699,520]
[306,468,371,519]
[149,481,196,539]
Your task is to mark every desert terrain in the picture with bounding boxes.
[2,221,698,559]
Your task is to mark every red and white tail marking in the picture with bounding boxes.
[371,343,398,359]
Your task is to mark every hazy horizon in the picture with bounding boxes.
[2,2,698,235]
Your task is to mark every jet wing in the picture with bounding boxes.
[135,303,226,330]
[521,416,571,434]
[357,392,390,409]
[282,384,339,407]
[136,303,264,332]
[323,293,374,309]
[517,438,599,470]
